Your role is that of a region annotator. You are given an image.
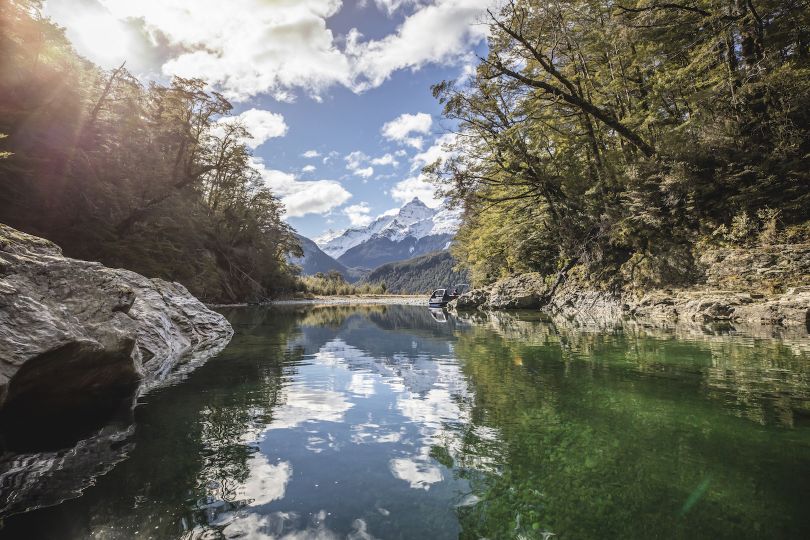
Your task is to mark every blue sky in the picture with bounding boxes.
[43,0,491,240]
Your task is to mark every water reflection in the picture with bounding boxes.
[1,304,809,539]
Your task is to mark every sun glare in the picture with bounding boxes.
[69,11,131,67]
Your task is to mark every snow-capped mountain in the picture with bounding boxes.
[318,198,461,261]
[288,234,367,282]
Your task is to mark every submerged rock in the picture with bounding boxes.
[0,223,233,449]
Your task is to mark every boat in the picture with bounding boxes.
[428,288,452,307]
[427,284,469,307]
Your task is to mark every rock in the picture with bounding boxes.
[449,273,547,311]
[0,224,233,446]
[450,289,490,310]
[549,287,625,321]
[731,286,810,327]
[699,244,810,291]
[488,272,546,310]
[447,242,809,331]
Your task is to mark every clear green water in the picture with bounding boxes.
[2,304,810,539]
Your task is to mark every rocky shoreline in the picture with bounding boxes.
[0,224,233,448]
[449,246,810,333]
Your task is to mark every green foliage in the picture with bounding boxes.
[297,272,387,296]
[0,0,301,302]
[428,0,810,289]
[710,207,801,247]
[362,250,470,293]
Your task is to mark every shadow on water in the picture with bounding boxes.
[1,304,809,539]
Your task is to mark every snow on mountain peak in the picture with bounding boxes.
[316,198,461,259]
[314,228,341,245]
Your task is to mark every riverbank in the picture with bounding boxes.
[449,244,810,333]
[210,294,426,308]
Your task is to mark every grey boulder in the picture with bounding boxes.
[0,223,233,430]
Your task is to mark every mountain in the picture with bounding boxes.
[337,234,453,269]
[317,198,461,268]
[361,250,470,294]
[289,234,367,282]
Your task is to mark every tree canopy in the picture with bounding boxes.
[0,0,301,302]
[428,0,810,288]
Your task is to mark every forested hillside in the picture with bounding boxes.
[0,1,301,302]
[428,0,810,290]
[337,234,454,269]
[363,250,469,294]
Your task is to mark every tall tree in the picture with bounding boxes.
[428,0,810,288]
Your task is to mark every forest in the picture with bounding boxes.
[3,0,808,302]
[429,0,810,290]
[363,250,470,294]
[0,0,301,303]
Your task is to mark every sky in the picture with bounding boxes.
[43,0,492,240]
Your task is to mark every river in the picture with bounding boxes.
[2,304,809,539]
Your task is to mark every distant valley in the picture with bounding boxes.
[291,198,465,291]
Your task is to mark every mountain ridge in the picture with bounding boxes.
[288,234,368,282]
[361,250,469,294]
[317,198,460,260]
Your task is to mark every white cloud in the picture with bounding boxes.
[343,203,373,226]
[266,387,353,430]
[345,150,370,171]
[347,372,376,396]
[89,0,352,101]
[390,457,442,489]
[411,132,456,171]
[323,150,340,164]
[217,108,287,149]
[373,0,418,16]
[253,158,352,218]
[347,0,490,91]
[47,0,489,101]
[381,112,433,149]
[238,455,292,505]
[302,150,321,159]
[302,164,317,172]
[344,152,375,179]
[391,175,442,207]
[221,511,369,540]
[354,166,374,179]
[371,153,399,167]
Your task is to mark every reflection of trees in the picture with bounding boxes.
[446,313,810,539]
[454,311,810,427]
[6,305,809,538]
[368,305,460,336]
[299,304,388,328]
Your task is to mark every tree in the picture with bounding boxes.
[427,0,810,288]
[0,0,302,302]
